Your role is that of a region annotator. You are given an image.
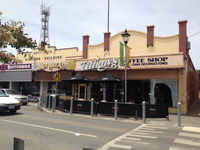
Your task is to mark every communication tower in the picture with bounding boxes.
[40,3,51,45]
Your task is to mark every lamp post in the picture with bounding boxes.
[121,29,130,103]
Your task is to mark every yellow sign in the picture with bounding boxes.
[53,72,61,81]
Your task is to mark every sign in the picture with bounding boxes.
[53,72,61,81]
[129,55,184,69]
[35,60,76,72]
[75,54,184,71]
[7,64,32,70]
[0,63,32,72]
[79,58,119,71]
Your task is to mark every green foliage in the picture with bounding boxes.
[0,12,37,63]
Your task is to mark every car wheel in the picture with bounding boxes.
[10,109,17,114]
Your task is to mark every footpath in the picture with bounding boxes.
[37,99,200,128]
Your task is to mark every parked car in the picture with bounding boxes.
[0,90,21,114]
[22,89,40,102]
[0,88,29,105]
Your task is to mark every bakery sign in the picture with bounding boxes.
[34,60,76,72]
[129,54,184,69]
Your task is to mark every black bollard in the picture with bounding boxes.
[13,137,24,150]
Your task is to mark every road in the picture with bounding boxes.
[1,103,200,150]
[0,103,138,150]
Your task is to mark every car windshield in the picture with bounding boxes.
[5,89,20,94]
[0,90,7,97]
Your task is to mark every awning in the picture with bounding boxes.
[0,71,32,82]
[63,74,89,82]
[93,74,120,82]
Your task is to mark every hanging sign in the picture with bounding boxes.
[53,72,61,81]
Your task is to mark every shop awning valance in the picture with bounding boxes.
[93,74,120,82]
[63,74,89,82]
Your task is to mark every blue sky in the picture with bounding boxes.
[1,0,200,69]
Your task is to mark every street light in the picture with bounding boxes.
[121,29,130,103]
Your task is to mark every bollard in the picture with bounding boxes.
[45,95,48,108]
[70,97,73,115]
[114,100,118,120]
[52,95,56,112]
[82,148,94,150]
[142,101,146,124]
[48,95,52,110]
[13,137,24,150]
[177,102,181,127]
[90,98,94,117]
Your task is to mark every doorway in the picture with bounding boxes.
[78,84,87,100]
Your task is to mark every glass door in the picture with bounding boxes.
[78,84,86,100]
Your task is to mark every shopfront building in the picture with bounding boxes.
[0,63,34,93]
[15,20,198,114]
[73,20,198,114]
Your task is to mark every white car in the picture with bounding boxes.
[0,90,21,114]
[0,89,29,105]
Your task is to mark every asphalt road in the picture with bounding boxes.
[1,103,200,150]
[0,103,139,150]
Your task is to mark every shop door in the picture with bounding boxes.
[78,84,87,101]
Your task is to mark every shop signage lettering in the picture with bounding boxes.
[131,57,168,66]
[8,64,32,70]
[80,58,119,71]
[0,63,32,72]
[38,63,66,71]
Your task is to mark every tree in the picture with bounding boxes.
[0,12,37,63]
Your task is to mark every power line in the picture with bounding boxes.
[188,30,200,38]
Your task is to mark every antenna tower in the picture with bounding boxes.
[40,3,51,45]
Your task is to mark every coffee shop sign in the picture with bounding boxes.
[80,58,119,71]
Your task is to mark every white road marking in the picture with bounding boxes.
[128,134,157,139]
[182,126,200,133]
[110,144,132,149]
[137,129,163,134]
[168,146,196,150]
[122,137,141,141]
[98,124,146,150]
[120,139,150,145]
[145,125,168,129]
[179,132,200,139]
[1,119,97,138]
[140,127,155,130]
[174,138,200,147]
[130,131,150,135]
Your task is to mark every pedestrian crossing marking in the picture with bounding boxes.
[120,139,150,145]
[137,129,163,134]
[145,125,168,129]
[128,134,157,139]
[110,144,132,149]
[130,131,150,135]
[179,132,200,139]
[122,137,141,141]
[168,146,196,150]
[182,126,200,133]
[141,127,155,130]
[174,138,200,147]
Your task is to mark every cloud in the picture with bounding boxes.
[1,0,200,69]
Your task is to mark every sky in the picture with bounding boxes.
[1,0,200,69]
